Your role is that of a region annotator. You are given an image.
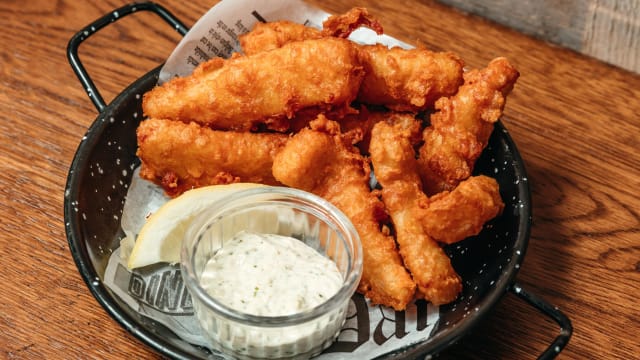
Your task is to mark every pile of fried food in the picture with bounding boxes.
[136,8,519,310]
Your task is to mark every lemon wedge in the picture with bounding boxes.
[127,183,265,269]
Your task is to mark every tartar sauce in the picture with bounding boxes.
[200,231,343,316]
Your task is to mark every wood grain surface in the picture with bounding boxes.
[1,0,638,359]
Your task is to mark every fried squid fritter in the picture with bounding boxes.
[136,118,288,196]
[357,45,464,111]
[272,116,416,310]
[143,38,364,132]
[418,57,519,195]
[369,120,462,305]
[320,6,383,38]
[421,175,504,244]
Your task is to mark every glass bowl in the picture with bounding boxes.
[180,186,363,359]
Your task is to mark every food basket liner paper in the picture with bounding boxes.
[158,0,410,83]
[103,0,440,358]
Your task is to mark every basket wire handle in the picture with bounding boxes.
[509,282,573,359]
[66,2,189,112]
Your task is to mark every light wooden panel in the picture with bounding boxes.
[438,0,640,73]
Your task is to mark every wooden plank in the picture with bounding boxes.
[584,0,640,73]
[438,0,640,73]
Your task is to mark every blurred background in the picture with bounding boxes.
[438,0,639,73]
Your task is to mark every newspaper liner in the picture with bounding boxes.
[103,0,441,358]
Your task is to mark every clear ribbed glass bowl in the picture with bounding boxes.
[181,186,363,359]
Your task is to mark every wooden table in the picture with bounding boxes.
[1,0,638,358]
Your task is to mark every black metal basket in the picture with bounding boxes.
[64,2,572,359]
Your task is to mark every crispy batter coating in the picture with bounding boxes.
[421,175,504,244]
[239,11,463,112]
[136,8,518,308]
[136,118,288,196]
[321,7,383,38]
[340,108,420,154]
[357,45,464,111]
[370,120,462,305]
[418,57,519,195]
[143,38,364,132]
[272,116,416,310]
[239,20,324,56]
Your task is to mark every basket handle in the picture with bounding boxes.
[509,282,573,359]
[66,2,189,112]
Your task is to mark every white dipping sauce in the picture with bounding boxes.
[200,231,343,316]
